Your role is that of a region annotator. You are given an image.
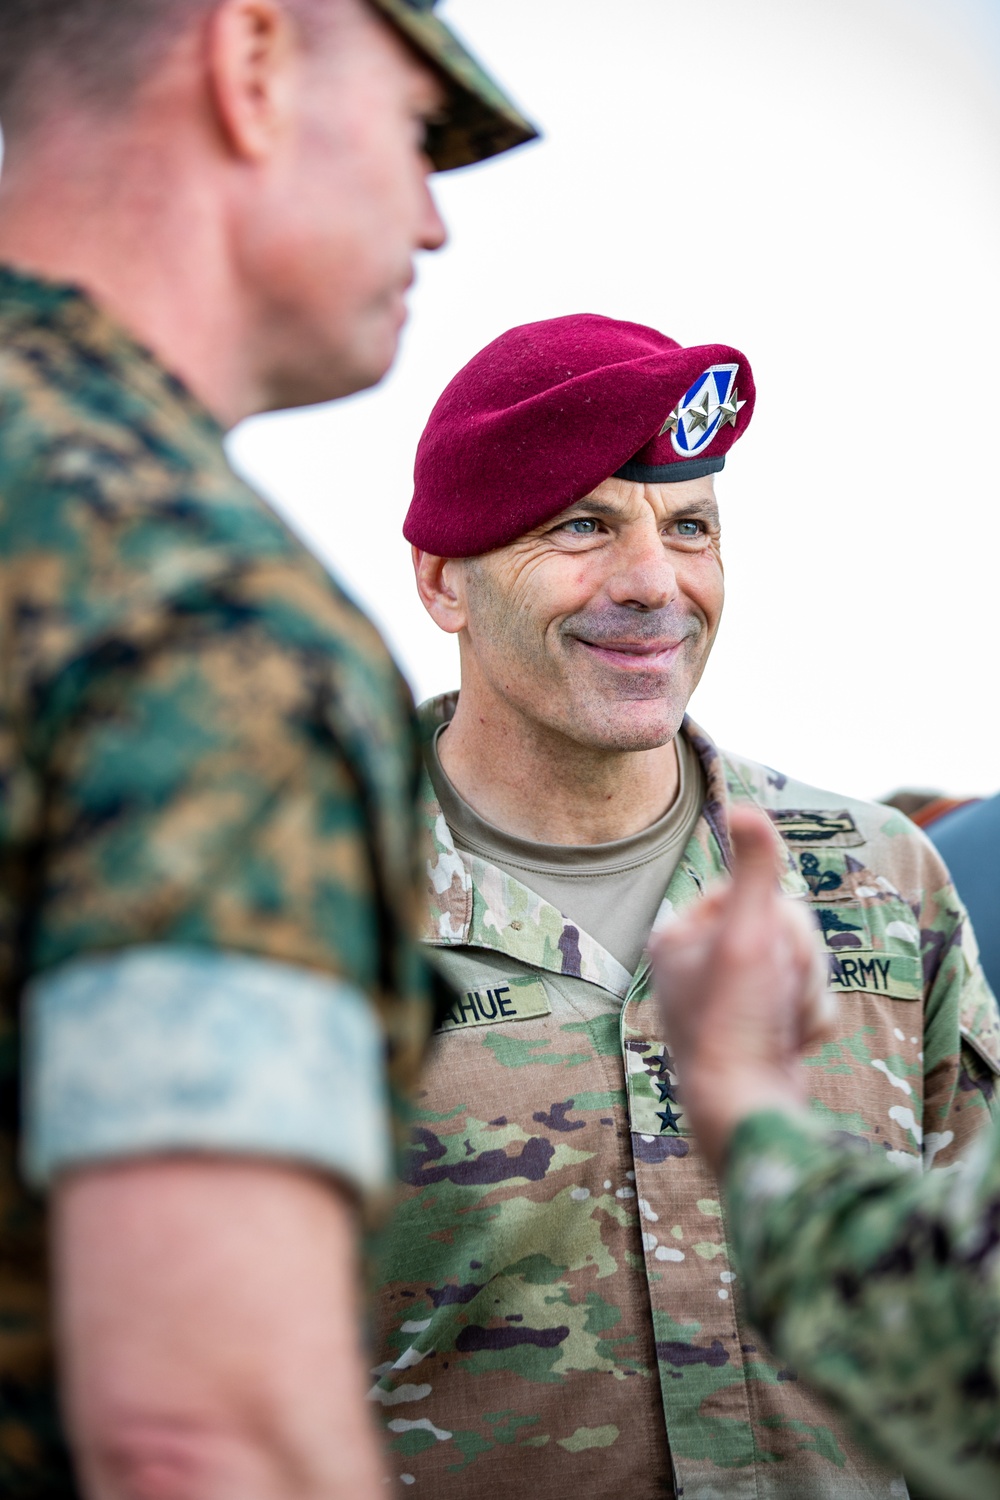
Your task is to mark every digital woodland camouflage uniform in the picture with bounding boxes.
[371,694,1000,1500]
[724,1099,1000,1499]
[0,268,444,1497]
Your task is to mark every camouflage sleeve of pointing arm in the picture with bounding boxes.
[912,829,1000,1166]
[723,1109,1000,1500]
[19,552,434,1209]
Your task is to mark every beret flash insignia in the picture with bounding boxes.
[672,364,745,458]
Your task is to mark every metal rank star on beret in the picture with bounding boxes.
[404,313,756,558]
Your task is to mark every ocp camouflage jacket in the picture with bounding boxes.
[371,696,1000,1500]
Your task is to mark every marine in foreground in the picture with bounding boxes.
[370,313,1000,1498]
[0,1,535,1496]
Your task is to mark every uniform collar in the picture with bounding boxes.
[418,694,805,982]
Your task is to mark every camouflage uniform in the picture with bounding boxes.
[722,1107,1000,1500]
[368,0,538,172]
[371,693,1000,1499]
[0,267,440,1497]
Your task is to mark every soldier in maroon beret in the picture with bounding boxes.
[371,313,1000,1500]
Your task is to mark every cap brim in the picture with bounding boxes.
[369,0,540,171]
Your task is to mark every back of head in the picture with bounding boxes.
[0,0,212,135]
[0,0,539,418]
[0,0,537,167]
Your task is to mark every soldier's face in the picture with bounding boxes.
[457,475,725,753]
[241,0,447,408]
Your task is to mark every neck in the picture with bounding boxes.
[0,120,255,426]
[439,680,681,846]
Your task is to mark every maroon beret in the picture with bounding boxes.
[403,313,755,558]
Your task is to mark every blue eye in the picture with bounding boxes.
[676,520,701,537]
[565,518,599,535]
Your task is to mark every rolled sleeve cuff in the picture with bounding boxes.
[23,945,393,1199]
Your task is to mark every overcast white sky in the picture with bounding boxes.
[232,0,1000,803]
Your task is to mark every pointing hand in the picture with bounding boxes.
[651,806,834,1171]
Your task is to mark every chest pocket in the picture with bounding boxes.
[804,912,926,1159]
[774,820,928,1156]
[777,816,924,1000]
[809,889,923,1003]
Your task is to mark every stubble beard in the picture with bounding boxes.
[467,579,707,756]
[556,599,707,750]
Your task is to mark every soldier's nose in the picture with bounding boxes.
[608,539,677,612]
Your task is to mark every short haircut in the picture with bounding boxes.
[0,0,330,136]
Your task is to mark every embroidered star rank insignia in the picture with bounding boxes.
[657,1103,683,1133]
[651,1047,674,1077]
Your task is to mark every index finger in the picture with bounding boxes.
[723,805,786,939]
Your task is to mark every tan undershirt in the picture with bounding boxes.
[427,727,705,975]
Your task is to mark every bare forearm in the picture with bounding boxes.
[55,1158,387,1500]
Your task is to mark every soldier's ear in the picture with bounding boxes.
[412,547,468,635]
[207,0,300,162]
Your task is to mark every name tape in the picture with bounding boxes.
[438,977,552,1032]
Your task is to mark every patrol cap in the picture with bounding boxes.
[403,313,755,557]
[369,0,539,170]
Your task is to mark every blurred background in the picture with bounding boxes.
[228,0,1000,803]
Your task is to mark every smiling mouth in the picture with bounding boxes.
[573,638,687,667]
